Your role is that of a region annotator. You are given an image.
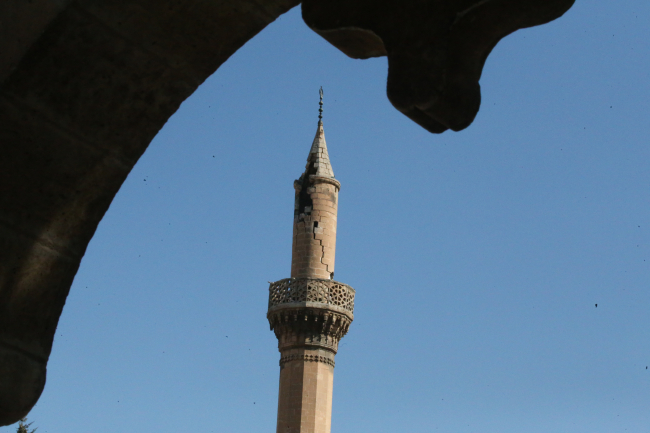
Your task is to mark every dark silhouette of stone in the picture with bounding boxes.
[303,0,575,132]
[0,0,573,425]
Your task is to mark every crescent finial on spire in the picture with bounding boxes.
[318,87,323,122]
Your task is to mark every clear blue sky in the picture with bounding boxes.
[5,2,650,432]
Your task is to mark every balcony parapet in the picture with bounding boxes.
[267,278,355,352]
[267,278,355,319]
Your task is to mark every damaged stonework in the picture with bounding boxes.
[291,121,340,281]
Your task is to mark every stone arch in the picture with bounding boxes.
[0,0,573,425]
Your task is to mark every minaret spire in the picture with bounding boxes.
[307,87,334,179]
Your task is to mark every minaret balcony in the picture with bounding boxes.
[267,277,354,318]
[267,278,355,353]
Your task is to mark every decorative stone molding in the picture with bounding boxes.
[280,353,335,368]
[309,175,341,190]
[268,306,352,352]
[268,278,355,315]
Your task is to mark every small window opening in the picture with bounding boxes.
[314,221,319,228]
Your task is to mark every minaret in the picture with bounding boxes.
[267,88,355,433]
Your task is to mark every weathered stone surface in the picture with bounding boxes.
[276,348,335,433]
[292,121,340,280]
[0,0,574,425]
[303,0,575,132]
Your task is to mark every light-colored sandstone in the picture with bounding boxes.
[269,116,353,433]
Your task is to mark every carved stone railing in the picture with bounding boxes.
[268,278,355,315]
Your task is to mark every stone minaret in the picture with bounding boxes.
[267,89,355,433]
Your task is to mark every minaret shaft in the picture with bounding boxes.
[268,108,354,433]
[276,348,334,433]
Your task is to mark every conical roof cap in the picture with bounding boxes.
[306,121,334,178]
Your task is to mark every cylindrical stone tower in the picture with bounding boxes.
[267,90,354,433]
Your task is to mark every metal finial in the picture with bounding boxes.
[318,87,323,121]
